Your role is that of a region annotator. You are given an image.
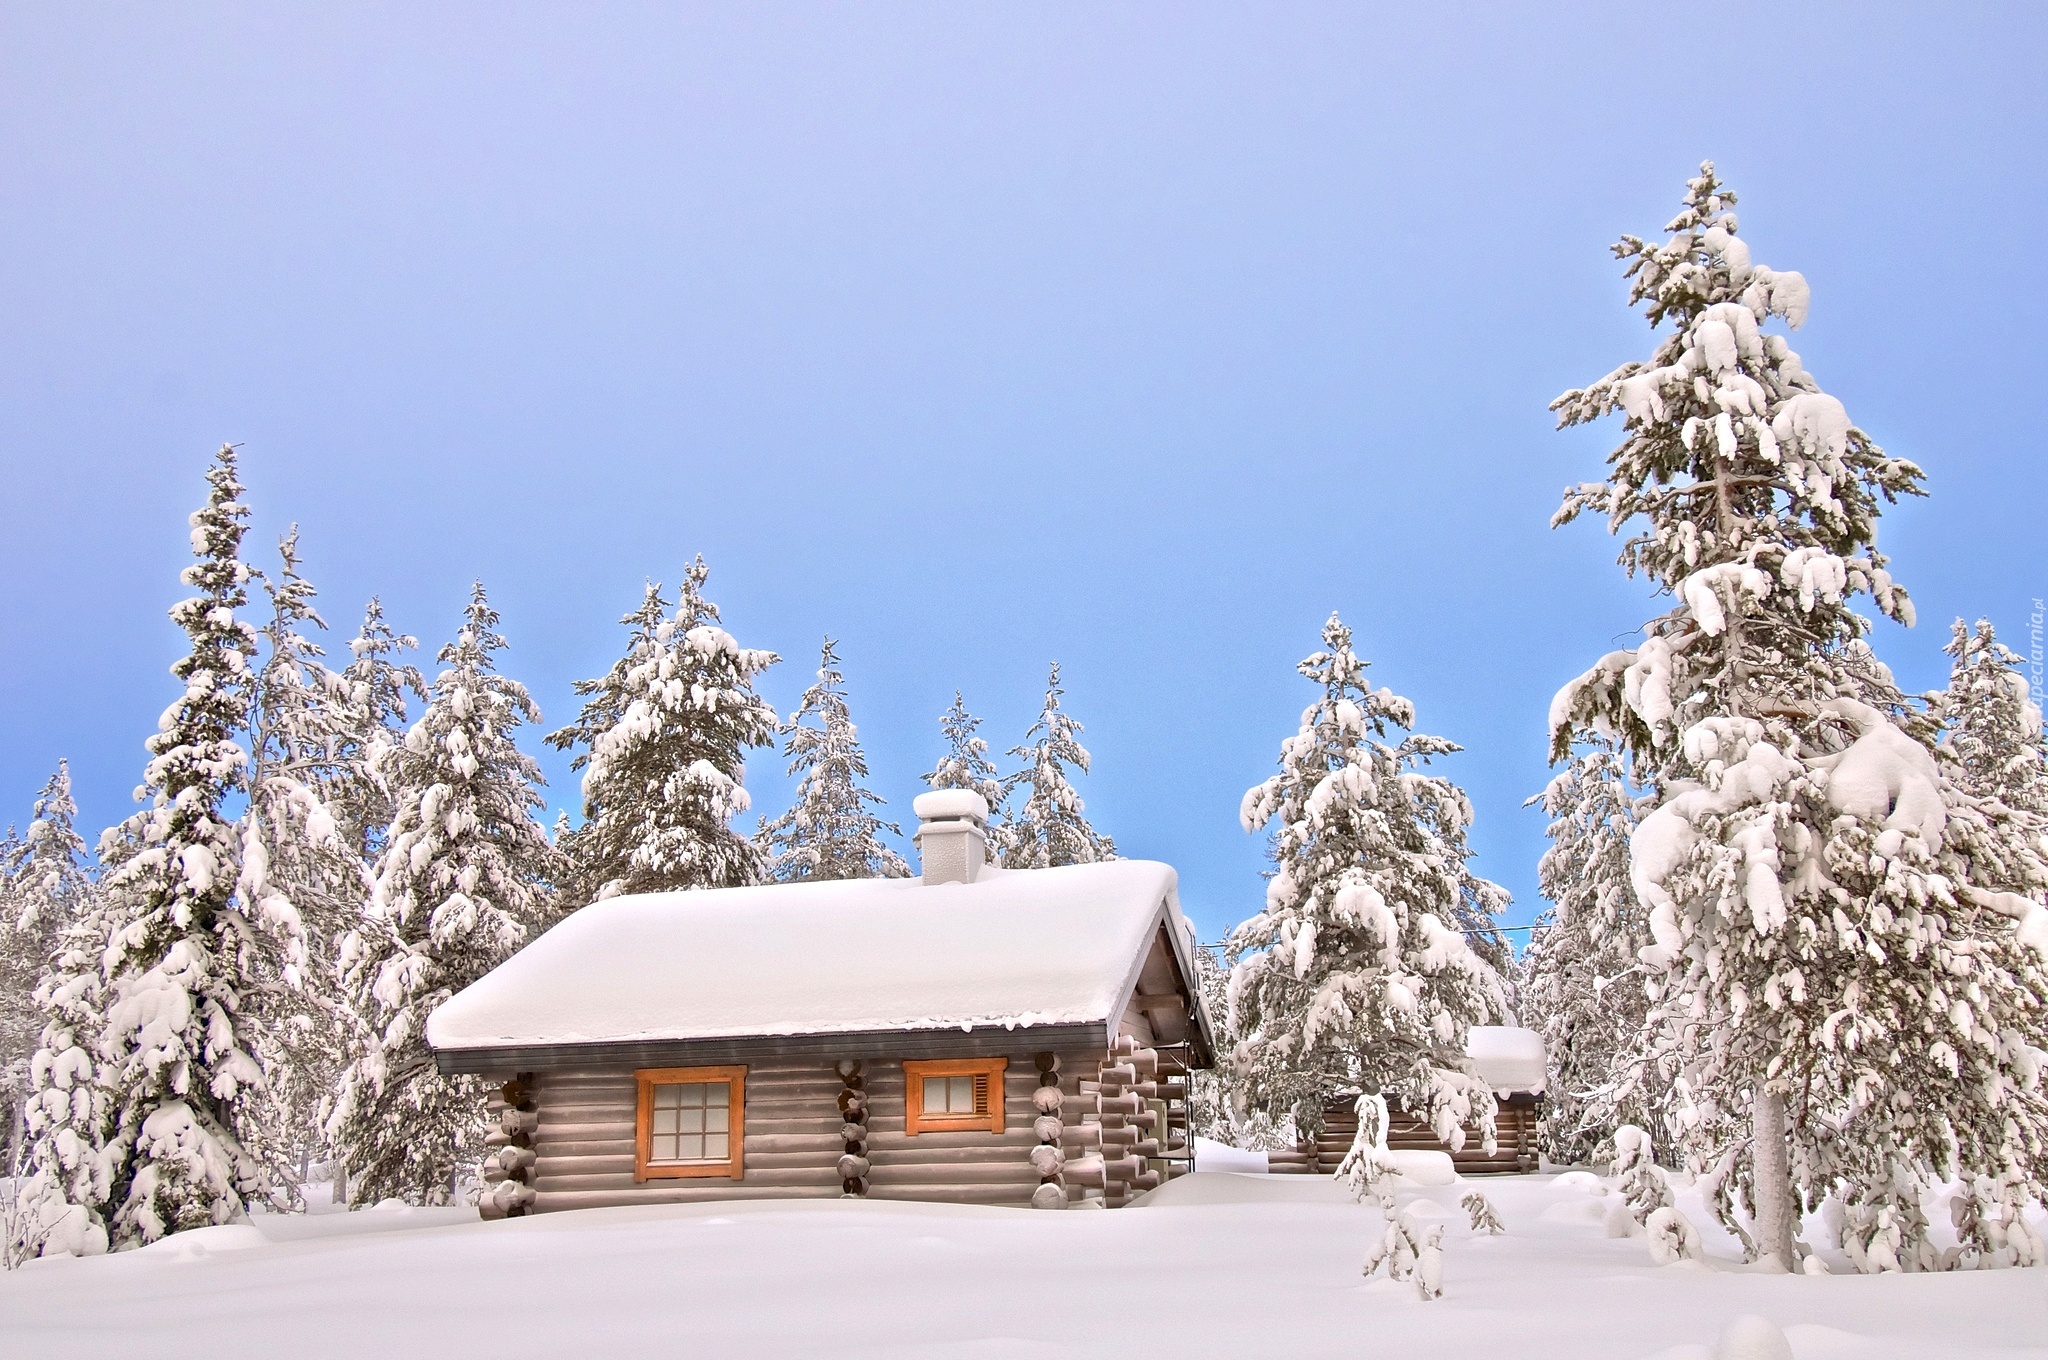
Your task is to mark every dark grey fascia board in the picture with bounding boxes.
[1105,900,1218,1070]
[431,1020,1112,1076]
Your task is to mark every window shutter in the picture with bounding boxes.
[972,1074,989,1115]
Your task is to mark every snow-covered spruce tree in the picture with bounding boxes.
[760,639,909,882]
[2,764,94,1150]
[1520,745,1661,1165]
[996,663,1116,869]
[1229,614,1509,1149]
[1185,943,1240,1144]
[1941,619,2047,818]
[6,770,121,1261]
[0,822,25,1147]
[325,597,427,861]
[241,530,374,1191]
[85,444,302,1247]
[329,584,560,1205]
[1548,164,2048,1271]
[548,559,779,900]
[925,691,1005,856]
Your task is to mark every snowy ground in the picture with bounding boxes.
[3,1170,2044,1359]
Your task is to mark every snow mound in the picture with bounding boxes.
[136,1224,267,1258]
[1467,1025,1546,1094]
[1191,1137,1268,1174]
[1390,1150,1457,1186]
[1129,1171,1352,1208]
[1713,1315,1793,1360]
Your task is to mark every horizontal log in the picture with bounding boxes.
[535,1119,637,1140]
[742,1133,844,1154]
[868,1163,1037,1186]
[536,1167,841,1191]
[863,1127,1038,1147]
[534,1138,634,1159]
[865,1146,1037,1168]
[869,1188,1035,1207]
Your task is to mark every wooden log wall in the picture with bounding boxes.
[528,1061,841,1210]
[516,1049,1105,1213]
[1309,1096,1541,1175]
[1063,1035,1196,1204]
[1028,1053,1066,1209]
[863,1056,1056,1207]
[836,1060,869,1197]
[479,1074,539,1217]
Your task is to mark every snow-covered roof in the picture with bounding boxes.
[1467,1025,1546,1095]
[427,860,1196,1058]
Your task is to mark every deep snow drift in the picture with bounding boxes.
[2,1171,2042,1359]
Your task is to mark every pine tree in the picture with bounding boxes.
[925,692,1004,808]
[1941,619,2048,816]
[240,531,372,1192]
[760,639,909,882]
[924,692,1003,865]
[2,765,94,1155]
[1519,745,1659,1165]
[1185,943,1238,1143]
[1228,614,1509,1150]
[83,445,302,1247]
[8,862,121,1259]
[328,584,560,1205]
[996,663,1116,869]
[549,559,779,900]
[0,822,25,1147]
[325,597,427,860]
[1548,165,2048,1270]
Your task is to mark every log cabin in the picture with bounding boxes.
[1272,1026,1548,1176]
[426,790,1215,1217]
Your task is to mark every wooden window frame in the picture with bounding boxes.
[634,1065,746,1181]
[902,1057,1007,1136]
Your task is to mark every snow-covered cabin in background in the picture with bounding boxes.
[1278,1026,1548,1176]
[427,791,1215,1216]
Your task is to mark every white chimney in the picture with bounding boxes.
[913,790,989,886]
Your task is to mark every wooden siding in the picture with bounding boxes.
[525,1049,1099,1213]
[1286,1096,1541,1176]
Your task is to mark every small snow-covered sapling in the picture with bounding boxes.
[1612,1124,1671,1227]
[1337,1093,1399,1210]
[1644,1206,1704,1265]
[1460,1190,1504,1235]
[1361,1209,1426,1286]
[1415,1225,1444,1300]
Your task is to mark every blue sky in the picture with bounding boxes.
[3,5,2043,945]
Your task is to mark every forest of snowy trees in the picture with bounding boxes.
[3,165,2045,1278]
[0,446,1121,1261]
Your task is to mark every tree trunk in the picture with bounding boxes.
[1751,1088,1795,1270]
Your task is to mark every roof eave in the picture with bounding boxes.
[431,1019,1113,1076]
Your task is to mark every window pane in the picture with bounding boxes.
[648,1080,738,1163]
[951,1076,974,1112]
